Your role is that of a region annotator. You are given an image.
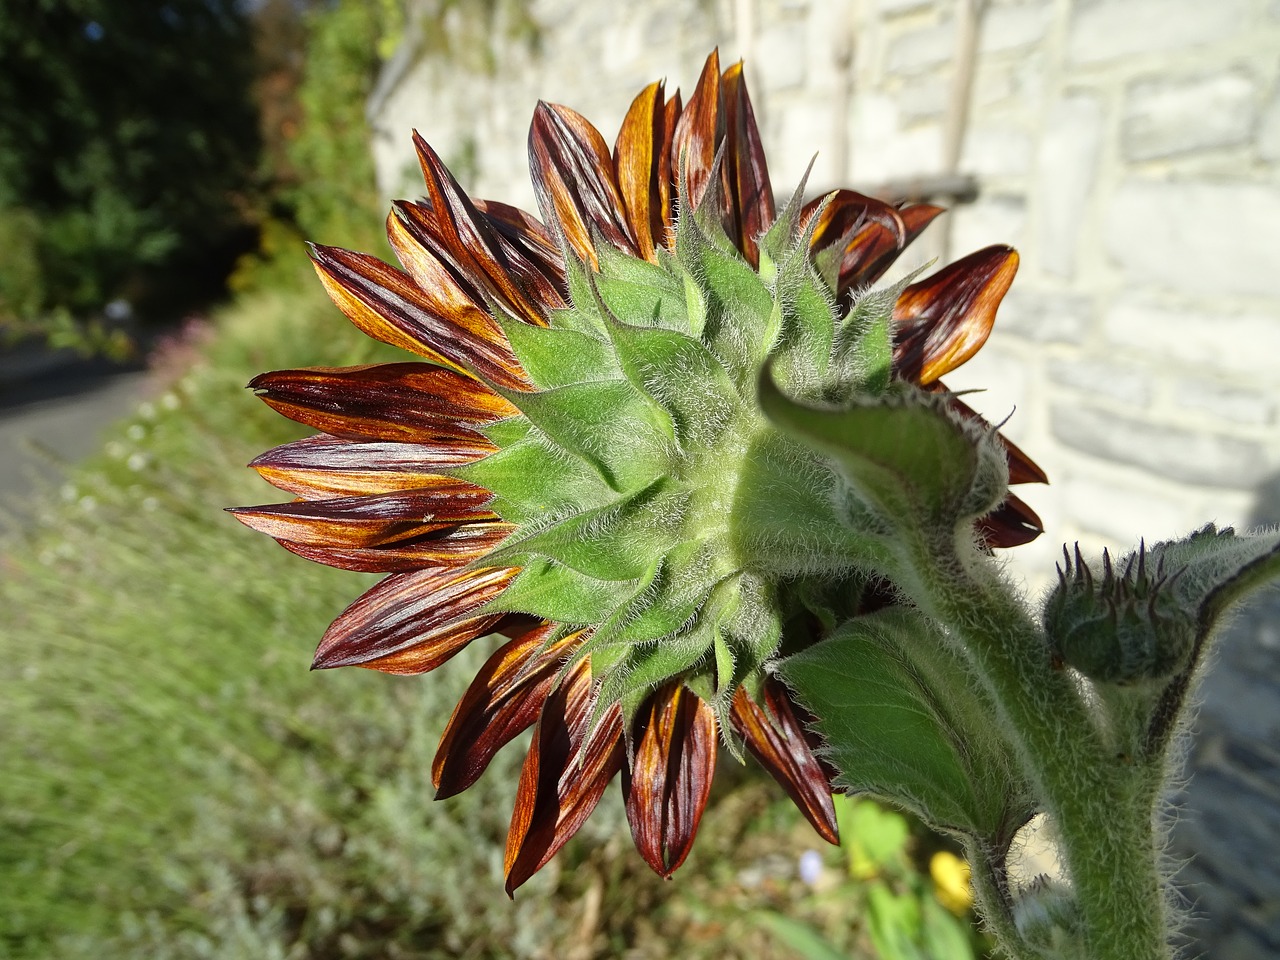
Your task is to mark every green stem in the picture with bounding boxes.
[901,531,1171,960]
[965,837,1038,960]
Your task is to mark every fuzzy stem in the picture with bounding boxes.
[899,530,1171,960]
[966,837,1038,960]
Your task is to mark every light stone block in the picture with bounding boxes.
[1036,94,1103,279]
[950,195,1027,255]
[980,2,1052,53]
[1067,0,1250,65]
[1122,72,1256,160]
[1104,181,1280,299]
[754,20,809,91]
[1059,471,1189,546]
[899,75,948,121]
[1175,379,1277,427]
[1047,356,1152,406]
[961,125,1034,177]
[877,0,936,15]
[1104,298,1280,378]
[1259,90,1280,162]
[1051,404,1271,488]
[995,288,1093,344]
[887,21,955,74]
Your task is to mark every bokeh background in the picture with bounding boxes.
[3,1,1278,957]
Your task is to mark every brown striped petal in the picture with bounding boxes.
[893,246,1019,385]
[806,191,909,296]
[433,623,581,799]
[977,493,1043,548]
[847,202,945,290]
[731,681,839,845]
[277,521,513,573]
[622,685,717,878]
[504,660,625,895]
[720,61,774,265]
[613,80,665,263]
[473,197,563,270]
[228,486,495,549]
[946,395,1049,486]
[671,50,724,216]
[396,135,562,325]
[309,244,528,390]
[248,363,514,445]
[250,434,488,498]
[529,102,637,266]
[312,565,517,672]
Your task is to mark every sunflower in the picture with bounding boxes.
[232,50,1045,894]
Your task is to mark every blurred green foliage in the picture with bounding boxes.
[0,2,989,954]
[0,1,259,335]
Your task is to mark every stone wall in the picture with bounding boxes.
[368,0,1280,591]
[366,3,1280,956]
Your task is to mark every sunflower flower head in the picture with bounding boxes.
[232,51,1045,893]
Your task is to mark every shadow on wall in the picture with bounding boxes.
[1168,469,1280,960]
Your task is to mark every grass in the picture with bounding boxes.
[0,272,986,959]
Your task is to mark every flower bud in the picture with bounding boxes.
[1044,542,1195,685]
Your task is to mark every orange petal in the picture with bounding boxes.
[229,486,495,549]
[312,565,517,672]
[248,363,514,445]
[433,623,582,799]
[721,61,774,265]
[250,434,489,499]
[309,244,528,390]
[529,102,637,266]
[657,90,682,246]
[613,80,664,263]
[731,681,839,845]
[623,685,718,877]
[504,660,624,895]
[893,245,1019,385]
[277,521,514,573]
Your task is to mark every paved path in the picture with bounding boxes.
[0,348,151,532]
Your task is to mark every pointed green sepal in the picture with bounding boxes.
[483,478,688,581]
[508,380,673,491]
[486,557,640,624]
[496,313,618,389]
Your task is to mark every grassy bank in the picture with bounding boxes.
[0,274,984,958]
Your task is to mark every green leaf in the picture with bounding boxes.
[780,608,1021,838]
[769,242,837,391]
[759,375,979,526]
[921,897,977,960]
[841,796,910,872]
[867,883,926,960]
[754,912,849,960]
[1147,524,1280,629]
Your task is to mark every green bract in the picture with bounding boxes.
[465,185,915,733]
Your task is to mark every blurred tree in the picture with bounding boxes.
[0,0,259,335]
